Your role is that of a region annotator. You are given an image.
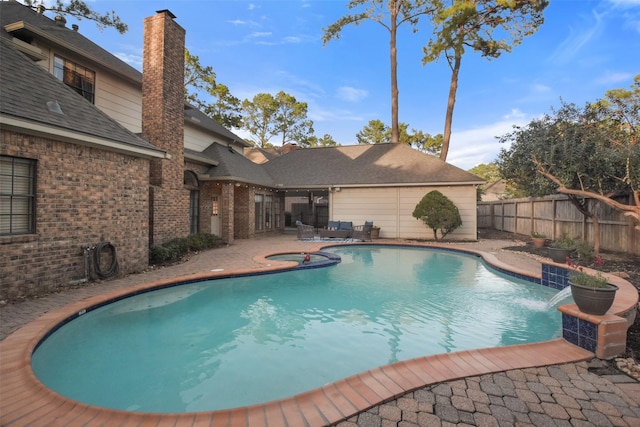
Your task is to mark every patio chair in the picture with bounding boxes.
[351,223,373,241]
[296,221,315,240]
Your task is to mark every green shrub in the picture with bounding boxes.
[412,190,462,240]
[149,233,223,265]
[573,239,595,261]
[551,233,575,250]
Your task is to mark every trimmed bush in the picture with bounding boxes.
[412,190,462,240]
[149,233,224,265]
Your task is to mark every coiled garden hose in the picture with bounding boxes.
[93,241,119,279]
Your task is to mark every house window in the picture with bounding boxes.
[53,55,95,103]
[274,197,281,228]
[0,156,36,235]
[265,195,273,229]
[255,194,263,231]
[184,171,199,234]
[211,196,219,216]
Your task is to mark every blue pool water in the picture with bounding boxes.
[32,245,563,413]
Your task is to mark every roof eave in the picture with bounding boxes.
[184,151,219,166]
[1,114,166,159]
[277,181,484,189]
[4,21,141,85]
[199,175,277,188]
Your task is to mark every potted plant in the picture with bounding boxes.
[567,258,618,315]
[548,234,575,263]
[531,232,546,248]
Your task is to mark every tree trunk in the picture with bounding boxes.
[440,54,461,162]
[567,195,601,255]
[390,4,399,143]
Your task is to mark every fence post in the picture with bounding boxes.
[629,194,639,255]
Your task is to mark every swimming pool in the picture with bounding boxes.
[31,245,562,413]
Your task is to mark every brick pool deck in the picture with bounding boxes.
[1,232,639,426]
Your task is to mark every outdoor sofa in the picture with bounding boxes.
[319,221,353,238]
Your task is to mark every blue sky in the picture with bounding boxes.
[60,0,640,170]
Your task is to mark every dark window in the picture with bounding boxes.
[53,55,95,103]
[0,156,36,235]
[184,171,199,234]
[265,195,273,229]
[255,194,264,231]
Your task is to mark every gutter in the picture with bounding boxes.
[1,115,167,159]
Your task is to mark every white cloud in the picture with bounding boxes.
[337,86,368,102]
[249,31,272,38]
[547,10,604,65]
[595,71,634,85]
[282,36,302,43]
[607,0,640,7]
[531,83,552,94]
[447,109,534,170]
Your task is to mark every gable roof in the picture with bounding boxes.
[184,105,249,147]
[0,0,140,84]
[0,38,164,158]
[1,1,251,149]
[200,143,276,186]
[263,143,484,188]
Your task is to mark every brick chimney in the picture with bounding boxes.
[142,10,189,244]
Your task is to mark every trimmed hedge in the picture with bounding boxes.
[149,233,224,265]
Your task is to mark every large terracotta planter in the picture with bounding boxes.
[570,281,618,315]
[532,237,545,248]
[548,247,572,263]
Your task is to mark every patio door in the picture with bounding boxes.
[210,196,220,236]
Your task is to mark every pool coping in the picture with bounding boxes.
[1,242,637,427]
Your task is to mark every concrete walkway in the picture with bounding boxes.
[1,232,639,427]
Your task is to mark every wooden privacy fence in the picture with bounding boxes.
[478,194,639,255]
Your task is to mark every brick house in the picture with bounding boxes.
[0,2,482,301]
[0,2,284,300]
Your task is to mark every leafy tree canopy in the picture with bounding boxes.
[304,134,339,148]
[356,119,443,155]
[412,190,462,240]
[468,162,500,182]
[241,93,279,148]
[423,0,548,161]
[184,49,242,129]
[241,91,315,148]
[23,0,128,33]
[274,91,314,146]
[498,74,640,232]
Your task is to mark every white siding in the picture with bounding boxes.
[330,186,478,240]
[185,123,216,152]
[32,42,143,134]
[184,123,246,153]
[94,74,142,133]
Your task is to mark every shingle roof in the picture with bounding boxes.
[0,38,163,156]
[263,143,484,187]
[0,0,141,83]
[201,143,276,186]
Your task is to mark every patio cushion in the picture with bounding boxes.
[339,221,352,230]
[328,220,340,230]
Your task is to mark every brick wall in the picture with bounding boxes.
[0,131,150,301]
[142,10,189,245]
[234,185,251,239]
[221,183,235,244]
